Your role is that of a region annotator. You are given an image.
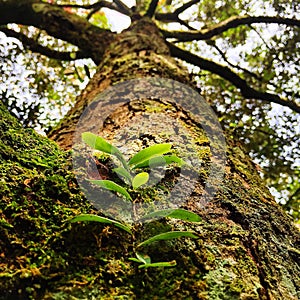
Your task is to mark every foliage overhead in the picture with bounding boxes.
[0,0,299,220]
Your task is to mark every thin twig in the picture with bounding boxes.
[1,28,88,60]
[145,0,159,18]
[162,16,300,41]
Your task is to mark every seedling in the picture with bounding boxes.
[70,132,201,268]
[81,132,185,194]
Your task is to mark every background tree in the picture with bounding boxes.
[0,0,299,299]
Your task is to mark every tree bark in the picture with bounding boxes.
[1,18,299,300]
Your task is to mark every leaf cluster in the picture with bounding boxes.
[82,132,185,196]
[70,133,200,268]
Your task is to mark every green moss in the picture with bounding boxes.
[0,102,93,298]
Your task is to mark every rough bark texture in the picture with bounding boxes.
[1,18,299,300]
[48,18,191,149]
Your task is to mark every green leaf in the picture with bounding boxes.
[138,231,198,247]
[135,252,151,264]
[70,214,132,234]
[113,167,132,183]
[82,132,119,155]
[132,172,149,189]
[133,155,166,169]
[164,155,185,166]
[133,155,185,169]
[82,132,128,168]
[128,143,172,167]
[138,260,177,269]
[140,209,201,222]
[70,52,76,59]
[90,179,132,201]
[128,258,141,263]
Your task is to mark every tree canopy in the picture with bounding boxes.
[0,0,299,221]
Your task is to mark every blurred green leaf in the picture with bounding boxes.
[138,260,176,269]
[138,231,198,247]
[132,172,149,189]
[129,143,172,167]
[82,132,128,168]
[90,179,132,201]
[133,155,185,169]
[113,167,132,183]
[140,209,201,222]
[70,214,132,234]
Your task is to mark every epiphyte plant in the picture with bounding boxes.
[70,132,200,268]
[70,210,200,269]
[81,131,186,197]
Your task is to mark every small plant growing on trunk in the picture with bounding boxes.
[70,132,200,268]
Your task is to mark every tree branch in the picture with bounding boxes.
[58,0,132,17]
[248,24,272,50]
[209,41,262,80]
[113,0,132,16]
[175,0,200,14]
[55,1,116,11]
[1,27,89,60]
[162,15,300,41]
[0,0,115,64]
[155,0,199,30]
[207,41,300,99]
[145,0,159,18]
[55,0,131,19]
[168,43,300,113]
[177,19,197,30]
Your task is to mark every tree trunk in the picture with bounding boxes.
[1,18,299,300]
